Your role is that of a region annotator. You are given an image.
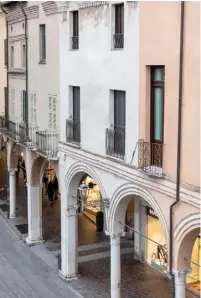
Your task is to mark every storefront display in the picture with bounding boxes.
[186,235,201,293]
[81,176,101,224]
[146,207,168,273]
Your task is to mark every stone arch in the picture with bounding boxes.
[174,213,200,269]
[108,183,169,246]
[30,155,48,185]
[65,161,108,225]
[9,142,26,170]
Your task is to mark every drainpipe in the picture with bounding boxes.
[0,2,9,119]
[21,2,29,137]
[169,2,185,297]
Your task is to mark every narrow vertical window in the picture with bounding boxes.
[4,39,8,67]
[114,90,125,157]
[114,3,124,49]
[11,45,14,68]
[150,66,165,167]
[21,90,26,122]
[39,24,46,61]
[22,44,26,67]
[72,11,79,49]
[48,95,57,131]
[73,86,80,143]
[10,89,15,121]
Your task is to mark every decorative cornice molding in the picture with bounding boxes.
[6,10,25,24]
[58,142,200,208]
[9,34,25,42]
[24,5,39,20]
[78,1,109,9]
[42,1,68,16]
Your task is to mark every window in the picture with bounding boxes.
[113,3,124,49]
[4,39,8,67]
[48,95,57,131]
[67,86,80,144]
[30,93,37,124]
[150,66,165,167]
[114,90,125,154]
[10,89,15,121]
[22,44,26,67]
[39,24,46,61]
[11,45,14,68]
[21,90,26,122]
[71,11,79,49]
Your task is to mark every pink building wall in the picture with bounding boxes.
[139,1,200,187]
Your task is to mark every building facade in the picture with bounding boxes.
[0,9,6,117]
[0,2,200,298]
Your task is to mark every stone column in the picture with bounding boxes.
[174,270,189,298]
[26,183,43,245]
[9,169,16,218]
[111,235,121,298]
[60,204,78,280]
[134,197,146,262]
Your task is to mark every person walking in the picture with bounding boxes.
[52,176,58,201]
[47,180,54,207]
[43,169,49,194]
[21,159,26,184]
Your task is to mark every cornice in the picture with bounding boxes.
[9,34,25,42]
[58,142,200,208]
[78,1,109,9]
[24,5,39,19]
[42,1,68,16]
[6,10,25,24]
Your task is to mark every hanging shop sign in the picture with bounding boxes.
[146,207,159,219]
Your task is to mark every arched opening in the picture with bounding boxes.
[31,157,61,249]
[107,185,171,298]
[176,227,201,296]
[67,171,108,246]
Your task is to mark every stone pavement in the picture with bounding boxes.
[0,215,80,298]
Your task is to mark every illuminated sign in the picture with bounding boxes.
[147,207,159,219]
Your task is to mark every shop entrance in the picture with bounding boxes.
[77,174,107,245]
[186,235,201,296]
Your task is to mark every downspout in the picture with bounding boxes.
[0,2,9,119]
[169,2,185,297]
[21,2,28,137]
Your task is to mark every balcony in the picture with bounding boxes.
[0,116,17,140]
[36,131,59,159]
[137,139,163,177]
[18,123,38,148]
[66,118,81,146]
[113,33,124,49]
[106,128,125,159]
[71,36,79,50]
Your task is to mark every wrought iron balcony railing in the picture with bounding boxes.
[71,36,79,50]
[113,33,124,49]
[0,116,17,140]
[137,139,163,176]
[66,118,81,145]
[36,131,59,159]
[106,128,125,159]
[18,123,38,148]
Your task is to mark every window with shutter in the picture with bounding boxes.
[30,93,37,124]
[33,94,37,122]
[10,89,15,121]
[48,95,56,131]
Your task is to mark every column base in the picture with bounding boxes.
[9,214,16,219]
[58,270,79,281]
[26,237,44,246]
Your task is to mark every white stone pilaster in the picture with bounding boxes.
[60,203,78,280]
[111,235,121,298]
[26,183,43,245]
[9,169,17,218]
[134,197,146,262]
[174,270,189,298]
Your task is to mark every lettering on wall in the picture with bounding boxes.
[146,207,159,219]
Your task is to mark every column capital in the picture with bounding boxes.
[66,204,78,217]
[110,235,121,246]
[9,168,17,175]
[173,269,191,286]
